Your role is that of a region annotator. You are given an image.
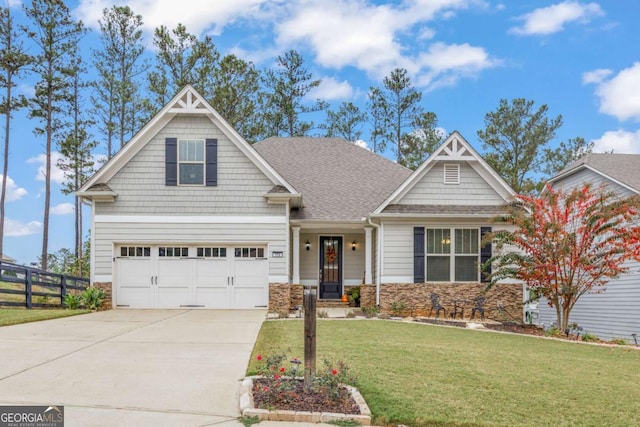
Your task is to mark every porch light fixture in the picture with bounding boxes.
[351,241,357,251]
[441,238,451,245]
[305,240,310,251]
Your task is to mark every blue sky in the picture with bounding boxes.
[3,0,640,265]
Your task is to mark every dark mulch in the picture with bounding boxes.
[484,322,545,336]
[252,378,360,414]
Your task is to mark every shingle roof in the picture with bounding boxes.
[558,153,640,192]
[254,137,412,221]
[382,204,509,215]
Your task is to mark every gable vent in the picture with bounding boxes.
[444,164,460,184]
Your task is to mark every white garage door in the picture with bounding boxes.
[116,245,268,309]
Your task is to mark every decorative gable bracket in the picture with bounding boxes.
[167,89,209,114]
[434,137,477,161]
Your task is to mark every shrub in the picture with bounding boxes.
[544,326,562,337]
[361,306,379,318]
[63,293,82,310]
[81,287,106,310]
[390,300,406,316]
[317,310,329,318]
[581,332,599,342]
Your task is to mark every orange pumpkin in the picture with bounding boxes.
[341,294,348,302]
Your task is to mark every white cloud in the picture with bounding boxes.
[0,175,27,202]
[417,42,499,88]
[589,62,640,121]
[4,218,42,237]
[593,129,640,154]
[51,203,75,216]
[510,1,603,36]
[275,0,493,86]
[26,152,66,185]
[582,68,612,84]
[306,77,354,101]
[74,0,269,36]
[354,140,371,151]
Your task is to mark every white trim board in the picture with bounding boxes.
[95,215,287,224]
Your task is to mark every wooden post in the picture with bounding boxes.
[303,288,316,391]
[60,275,67,306]
[25,268,33,309]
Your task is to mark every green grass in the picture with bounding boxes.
[248,320,640,427]
[0,308,90,327]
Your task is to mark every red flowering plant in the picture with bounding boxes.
[252,354,356,407]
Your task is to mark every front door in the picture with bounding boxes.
[319,236,342,299]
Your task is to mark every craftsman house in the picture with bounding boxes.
[77,85,523,318]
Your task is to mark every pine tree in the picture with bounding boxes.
[146,23,219,117]
[321,102,367,142]
[209,54,263,143]
[58,49,96,276]
[399,112,444,170]
[92,6,146,159]
[261,49,327,137]
[0,5,31,259]
[23,0,85,271]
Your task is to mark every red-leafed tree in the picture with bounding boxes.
[487,184,640,332]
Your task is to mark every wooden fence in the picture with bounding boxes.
[0,261,89,308]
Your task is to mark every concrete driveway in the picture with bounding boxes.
[0,309,266,427]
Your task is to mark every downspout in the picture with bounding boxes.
[367,216,381,306]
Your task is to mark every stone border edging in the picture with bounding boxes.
[239,376,372,425]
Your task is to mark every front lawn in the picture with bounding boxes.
[248,320,640,427]
[0,308,90,327]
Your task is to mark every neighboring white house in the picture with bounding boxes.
[1,254,16,263]
[538,154,640,341]
[77,85,522,317]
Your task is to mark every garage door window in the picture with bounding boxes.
[120,246,150,257]
[197,247,227,258]
[159,247,188,257]
[235,247,265,258]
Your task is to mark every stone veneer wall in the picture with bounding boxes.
[268,283,291,314]
[379,283,522,321]
[93,282,113,310]
[290,285,304,309]
[360,285,376,309]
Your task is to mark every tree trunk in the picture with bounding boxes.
[0,81,11,259]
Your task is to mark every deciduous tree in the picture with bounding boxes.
[487,184,640,332]
[0,4,31,258]
[477,98,563,193]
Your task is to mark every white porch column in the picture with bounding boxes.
[365,226,373,284]
[292,226,301,284]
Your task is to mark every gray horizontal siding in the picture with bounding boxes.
[99,115,281,216]
[554,168,635,197]
[539,169,639,341]
[398,161,504,206]
[94,221,287,277]
[382,224,413,278]
[538,263,640,341]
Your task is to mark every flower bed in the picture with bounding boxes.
[241,353,371,424]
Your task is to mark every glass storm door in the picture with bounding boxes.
[319,236,342,299]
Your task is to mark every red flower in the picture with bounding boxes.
[280,367,285,373]
[331,369,338,375]
[276,381,281,387]
[274,374,281,379]
[293,357,298,362]
[263,386,268,392]
[256,355,262,361]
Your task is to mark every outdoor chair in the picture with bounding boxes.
[470,296,486,321]
[429,293,446,319]
[450,299,466,319]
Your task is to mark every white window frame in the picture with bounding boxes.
[443,164,460,184]
[178,139,205,186]
[425,227,479,282]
